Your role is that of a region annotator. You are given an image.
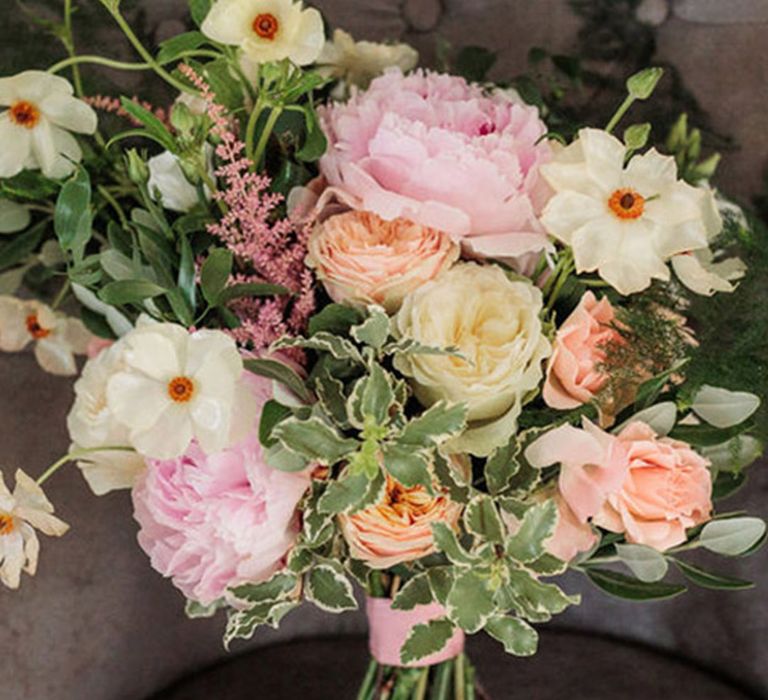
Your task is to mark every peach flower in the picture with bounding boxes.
[595,421,712,551]
[339,470,464,569]
[543,291,621,410]
[526,419,713,552]
[306,211,459,313]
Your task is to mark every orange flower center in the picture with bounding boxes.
[167,376,195,403]
[9,100,41,129]
[26,314,51,340]
[252,13,279,40]
[608,188,645,220]
[0,512,15,536]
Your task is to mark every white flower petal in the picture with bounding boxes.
[286,6,325,65]
[107,372,171,431]
[672,253,736,296]
[624,148,678,193]
[39,92,97,134]
[30,119,58,177]
[540,191,605,244]
[43,126,83,180]
[579,128,626,194]
[201,0,257,44]
[0,295,31,351]
[0,115,31,179]
[123,329,183,381]
[0,531,25,589]
[129,403,194,459]
[76,450,145,496]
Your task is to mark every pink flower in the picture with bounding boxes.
[131,374,311,605]
[318,70,552,260]
[595,422,712,551]
[526,419,713,552]
[306,211,459,313]
[543,292,621,410]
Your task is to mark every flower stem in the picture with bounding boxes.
[37,446,135,486]
[454,654,466,700]
[61,0,84,97]
[413,668,429,700]
[51,279,71,311]
[356,659,379,700]
[250,105,284,168]
[606,94,635,134]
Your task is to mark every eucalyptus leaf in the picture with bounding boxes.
[699,517,767,556]
[692,385,761,429]
[673,559,753,591]
[585,568,686,601]
[615,543,669,583]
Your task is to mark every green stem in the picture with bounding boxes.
[50,55,155,74]
[357,659,379,700]
[244,99,267,163]
[454,655,466,700]
[430,662,452,700]
[250,105,283,168]
[97,185,129,227]
[606,94,635,134]
[51,278,71,311]
[102,6,195,94]
[37,446,134,486]
[62,0,84,97]
[413,669,429,700]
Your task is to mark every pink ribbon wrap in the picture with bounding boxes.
[365,597,465,668]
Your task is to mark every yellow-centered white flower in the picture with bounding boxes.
[106,321,257,460]
[0,469,69,590]
[202,0,324,66]
[540,128,721,295]
[67,343,146,495]
[0,71,97,180]
[0,296,91,376]
[394,263,551,456]
[317,29,418,93]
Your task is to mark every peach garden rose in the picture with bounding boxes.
[306,210,459,313]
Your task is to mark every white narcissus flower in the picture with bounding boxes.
[394,262,551,456]
[0,71,97,180]
[202,0,324,67]
[0,296,91,376]
[147,148,213,213]
[671,249,746,296]
[0,469,69,590]
[0,199,30,234]
[317,29,418,93]
[67,343,146,495]
[540,128,721,295]
[106,322,257,460]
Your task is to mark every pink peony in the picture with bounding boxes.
[595,421,712,551]
[318,69,552,260]
[526,419,713,552]
[132,374,311,605]
[543,292,622,410]
[306,210,459,313]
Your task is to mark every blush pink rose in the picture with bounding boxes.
[306,210,459,313]
[594,421,712,551]
[526,419,713,553]
[131,373,311,605]
[544,292,621,410]
[318,69,553,260]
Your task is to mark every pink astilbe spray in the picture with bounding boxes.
[178,64,316,353]
[84,95,169,127]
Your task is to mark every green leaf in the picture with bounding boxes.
[189,0,212,26]
[585,568,686,601]
[446,570,496,633]
[431,522,476,566]
[0,221,45,271]
[351,308,390,349]
[218,282,290,304]
[200,248,233,305]
[273,332,364,364]
[463,495,505,545]
[673,559,753,591]
[264,443,310,473]
[455,46,497,83]
[699,517,767,556]
[506,569,578,620]
[350,363,395,427]
[399,619,455,665]
[258,400,292,448]
[98,279,167,305]
[485,441,520,495]
[54,167,92,258]
[505,501,557,563]
[485,616,538,657]
[157,30,208,64]
[272,416,358,465]
[315,370,350,429]
[185,599,221,619]
[244,358,312,403]
[615,543,669,583]
[306,564,357,613]
[634,361,687,410]
[397,402,468,448]
[0,171,59,201]
[432,453,469,503]
[177,233,196,311]
[391,573,433,611]
[229,572,298,605]
[702,436,763,473]
[381,445,432,491]
[427,567,454,606]
[318,468,383,515]
[119,97,176,151]
[308,303,363,336]
[296,102,328,162]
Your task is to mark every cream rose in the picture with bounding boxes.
[306,210,459,313]
[394,263,551,456]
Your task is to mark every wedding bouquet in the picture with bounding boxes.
[1,0,766,697]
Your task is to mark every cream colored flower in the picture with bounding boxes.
[106,321,256,459]
[67,343,145,495]
[0,199,30,234]
[671,249,746,296]
[394,263,551,456]
[540,128,721,295]
[0,71,97,179]
[0,469,69,589]
[202,0,324,66]
[147,149,212,213]
[0,296,90,376]
[317,29,418,93]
